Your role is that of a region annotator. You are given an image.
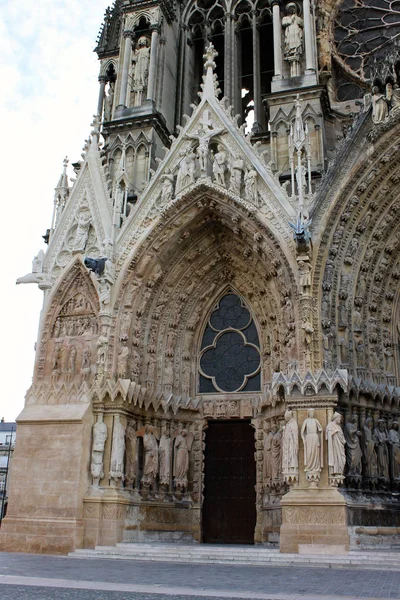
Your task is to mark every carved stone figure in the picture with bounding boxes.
[282,410,299,483]
[110,414,125,485]
[159,428,171,486]
[104,83,114,121]
[263,421,274,484]
[91,413,108,485]
[326,412,346,486]
[295,160,307,196]
[362,417,378,479]
[142,425,159,486]
[244,168,257,203]
[388,422,400,480]
[301,408,323,484]
[391,84,400,111]
[73,211,92,251]
[117,340,130,378]
[271,421,282,483]
[344,414,362,477]
[125,420,137,488]
[176,149,196,192]
[371,86,389,124]
[68,345,77,373]
[173,429,193,491]
[81,347,91,373]
[213,144,228,186]
[230,154,244,194]
[373,420,389,480]
[298,260,312,295]
[186,120,224,172]
[282,3,304,77]
[160,169,175,204]
[132,36,150,89]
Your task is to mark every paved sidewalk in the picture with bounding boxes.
[0,552,399,599]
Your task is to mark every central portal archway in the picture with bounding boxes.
[202,420,256,544]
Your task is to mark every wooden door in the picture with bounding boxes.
[202,420,256,544]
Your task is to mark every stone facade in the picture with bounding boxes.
[2,0,400,554]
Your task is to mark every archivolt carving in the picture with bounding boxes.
[314,122,400,387]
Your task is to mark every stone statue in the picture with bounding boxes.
[229,154,244,194]
[344,414,362,477]
[160,169,175,204]
[73,211,92,251]
[125,420,137,488]
[244,168,257,203]
[282,410,299,483]
[142,425,159,486]
[326,412,346,486]
[373,420,389,480]
[282,3,304,77]
[81,347,91,373]
[104,82,114,121]
[91,413,108,485]
[132,36,150,89]
[295,160,307,196]
[263,421,274,484]
[173,429,193,491]
[388,421,400,480]
[362,417,378,479]
[68,345,77,373]
[213,144,228,186]
[391,84,400,111]
[371,86,389,124]
[159,428,171,486]
[298,260,312,295]
[110,414,126,484]
[186,121,224,173]
[117,339,130,378]
[176,149,196,192]
[271,421,282,484]
[301,408,323,484]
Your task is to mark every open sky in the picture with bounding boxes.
[1,0,110,421]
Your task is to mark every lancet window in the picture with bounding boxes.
[199,292,261,393]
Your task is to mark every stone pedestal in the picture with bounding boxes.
[280,393,349,554]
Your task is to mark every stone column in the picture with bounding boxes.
[224,13,233,103]
[279,387,349,554]
[147,26,160,102]
[97,76,107,117]
[116,31,134,111]
[251,11,263,133]
[303,0,315,73]
[272,1,283,79]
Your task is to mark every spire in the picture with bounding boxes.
[50,157,70,237]
[199,43,221,101]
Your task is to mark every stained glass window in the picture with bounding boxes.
[199,292,261,393]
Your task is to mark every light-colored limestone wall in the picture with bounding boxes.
[0,403,92,554]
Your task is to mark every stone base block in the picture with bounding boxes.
[123,503,201,544]
[280,487,349,554]
[0,516,83,554]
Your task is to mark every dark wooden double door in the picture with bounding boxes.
[202,420,256,544]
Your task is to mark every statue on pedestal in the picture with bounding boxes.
[282,3,304,77]
[282,410,299,484]
[91,413,108,485]
[326,412,346,487]
[301,408,323,485]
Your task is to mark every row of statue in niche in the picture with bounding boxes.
[52,343,92,375]
[264,410,400,490]
[90,415,195,501]
[52,316,98,338]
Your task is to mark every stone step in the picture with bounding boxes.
[69,544,400,570]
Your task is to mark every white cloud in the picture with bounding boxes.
[0,0,110,421]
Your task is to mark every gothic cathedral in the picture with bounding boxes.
[2,0,400,554]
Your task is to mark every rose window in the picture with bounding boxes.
[199,292,261,393]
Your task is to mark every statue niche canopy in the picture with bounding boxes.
[199,292,261,393]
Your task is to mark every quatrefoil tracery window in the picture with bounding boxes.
[199,292,261,393]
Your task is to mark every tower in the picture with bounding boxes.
[2,0,400,554]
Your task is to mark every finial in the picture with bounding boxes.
[203,43,218,71]
[63,156,69,170]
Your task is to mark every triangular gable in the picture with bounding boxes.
[117,44,296,258]
[44,143,112,279]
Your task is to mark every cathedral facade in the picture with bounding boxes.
[2,0,400,555]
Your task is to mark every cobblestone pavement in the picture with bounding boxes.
[0,552,399,599]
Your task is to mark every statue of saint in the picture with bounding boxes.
[301,408,323,482]
[244,168,257,203]
[68,345,77,373]
[125,421,137,488]
[263,422,274,484]
[282,410,299,483]
[142,425,159,485]
[373,419,389,480]
[271,421,282,483]
[160,169,175,204]
[282,3,304,77]
[73,211,92,251]
[362,417,377,479]
[371,86,389,124]
[110,414,126,484]
[91,413,108,485]
[173,429,193,490]
[388,421,400,480]
[104,82,114,121]
[229,154,244,194]
[326,412,346,485]
[212,144,228,187]
[344,414,362,477]
[159,429,171,486]
[132,37,150,89]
